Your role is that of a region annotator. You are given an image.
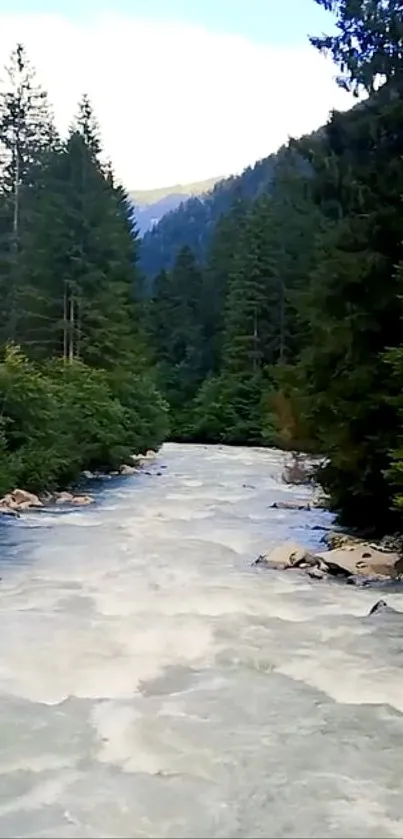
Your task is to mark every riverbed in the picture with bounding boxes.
[0,443,402,838]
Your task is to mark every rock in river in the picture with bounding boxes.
[120,463,139,476]
[255,539,403,582]
[0,488,42,514]
[54,491,94,506]
[270,500,311,511]
[315,544,403,579]
[368,600,403,616]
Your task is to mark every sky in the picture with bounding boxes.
[0,0,355,190]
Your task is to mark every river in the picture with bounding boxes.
[0,443,402,838]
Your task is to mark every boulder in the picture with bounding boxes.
[281,454,315,486]
[54,491,74,504]
[308,568,326,580]
[70,494,94,506]
[129,450,157,468]
[315,545,403,579]
[0,488,42,512]
[311,488,329,509]
[130,455,143,467]
[11,488,43,508]
[120,463,138,476]
[0,494,19,510]
[53,491,93,506]
[254,538,403,583]
[17,500,39,511]
[322,531,361,550]
[82,470,94,480]
[39,491,54,504]
[368,600,402,616]
[270,500,311,511]
[254,541,311,571]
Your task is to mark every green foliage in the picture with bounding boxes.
[143,2,403,536]
[146,246,207,433]
[190,373,265,445]
[109,368,169,455]
[299,80,403,530]
[5,6,403,543]
[0,46,168,498]
[382,324,403,518]
[145,153,320,448]
[0,347,168,493]
[0,44,57,346]
[310,0,403,94]
[139,148,295,278]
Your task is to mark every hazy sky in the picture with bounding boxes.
[0,0,355,189]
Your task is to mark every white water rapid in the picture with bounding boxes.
[0,443,403,838]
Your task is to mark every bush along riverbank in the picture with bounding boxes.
[0,347,168,516]
[0,451,159,516]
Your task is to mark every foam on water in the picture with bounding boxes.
[0,443,403,837]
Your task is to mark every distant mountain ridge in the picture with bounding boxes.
[138,151,289,278]
[138,115,344,279]
[130,176,223,236]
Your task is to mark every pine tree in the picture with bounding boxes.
[202,197,248,373]
[21,96,145,369]
[223,195,284,376]
[146,246,205,426]
[310,0,403,94]
[295,87,403,529]
[0,43,56,346]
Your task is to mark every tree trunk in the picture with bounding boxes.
[63,280,68,361]
[68,291,74,362]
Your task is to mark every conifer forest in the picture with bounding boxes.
[2,0,403,535]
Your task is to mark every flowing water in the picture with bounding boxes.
[0,443,403,838]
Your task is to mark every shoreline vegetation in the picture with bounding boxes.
[0,449,158,517]
[141,2,403,540]
[2,1,403,546]
[0,49,169,505]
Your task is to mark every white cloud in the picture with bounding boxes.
[0,12,355,189]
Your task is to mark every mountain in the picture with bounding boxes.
[130,176,223,236]
[138,148,292,278]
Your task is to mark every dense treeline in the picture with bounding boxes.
[145,0,403,534]
[139,150,292,279]
[0,45,168,496]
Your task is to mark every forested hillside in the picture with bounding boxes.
[130,176,222,236]
[145,0,403,535]
[139,153,285,277]
[0,45,168,496]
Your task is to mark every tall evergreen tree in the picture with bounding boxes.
[0,43,56,346]
[311,0,403,93]
[202,197,248,373]
[223,194,285,376]
[147,246,205,423]
[295,85,403,528]
[21,96,145,369]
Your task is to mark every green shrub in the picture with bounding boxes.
[0,346,168,495]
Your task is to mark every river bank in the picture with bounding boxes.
[252,451,403,587]
[2,443,402,589]
[0,450,159,517]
